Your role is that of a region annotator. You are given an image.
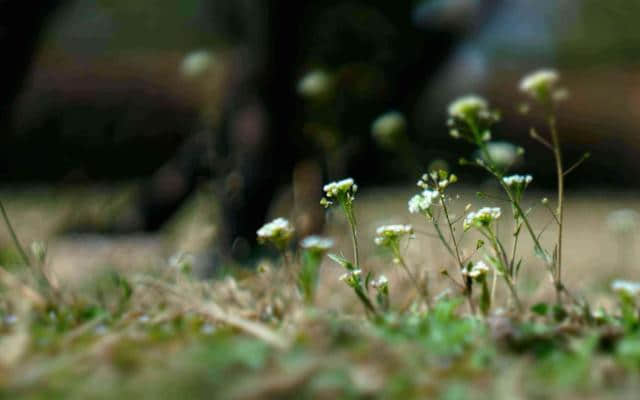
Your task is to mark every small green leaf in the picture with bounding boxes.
[531,302,549,316]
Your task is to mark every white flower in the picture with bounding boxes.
[448,95,488,120]
[374,224,414,247]
[339,269,362,285]
[408,189,439,214]
[503,174,533,187]
[371,275,388,288]
[181,50,215,78]
[477,141,522,170]
[298,69,331,98]
[322,178,358,208]
[463,261,490,279]
[300,235,334,252]
[372,111,406,148]
[464,207,501,231]
[519,69,559,97]
[257,218,295,245]
[607,209,639,235]
[611,279,640,297]
[323,178,357,198]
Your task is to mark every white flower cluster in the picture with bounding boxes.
[181,50,215,78]
[374,224,414,246]
[503,174,533,187]
[606,209,639,235]
[408,189,439,214]
[339,269,362,286]
[519,69,559,98]
[370,275,389,289]
[372,111,406,148]
[464,207,501,231]
[300,235,334,252]
[611,279,640,297]
[323,178,356,197]
[463,261,490,279]
[257,217,295,245]
[448,95,488,120]
[477,141,522,170]
[321,178,358,207]
[297,69,331,98]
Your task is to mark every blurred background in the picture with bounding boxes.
[1,0,640,270]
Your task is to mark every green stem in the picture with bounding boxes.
[395,249,428,305]
[344,204,360,268]
[484,228,523,312]
[548,114,564,306]
[440,198,475,313]
[0,199,30,266]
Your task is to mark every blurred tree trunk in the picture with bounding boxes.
[0,0,61,175]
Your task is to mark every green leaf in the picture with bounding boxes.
[531,302,549,316]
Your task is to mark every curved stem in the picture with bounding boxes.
[0,199,30,266]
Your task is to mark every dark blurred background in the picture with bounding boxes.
[2,0,640,257]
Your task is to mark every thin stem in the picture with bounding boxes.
[509,223,520,279]
[503,275,523,312]
[563,153,590,177]
[396,251,428,304]
[0,199,30,266]
[548,114,564,301]
[344,205,360,268]
[484,228,523,312]
[439,198,475,313]
[432,219,456,258]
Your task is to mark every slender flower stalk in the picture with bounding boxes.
[464,207,523,311]
[520,68,572,306]
[374,224,427,302]
[322,178,360,267]
[409,171,474,312]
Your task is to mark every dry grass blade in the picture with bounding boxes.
[135,275,288,349]
[0,266,46,309]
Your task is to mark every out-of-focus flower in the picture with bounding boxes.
[476,141,523,171]
[607,209,640,235]
[463,261,490,280]
[300,235,334,253]
[408,189,439,215]
[371,111,406,149]
[339,269,362,287]
[371,275,389,290]
[519,69,559,100]
[448,95,488,120]
[297,69,331,99]
[257,218,295,249]
[181,50,215,78]
[374,224,414,247]
[611,279,640,297]
[464,207,501,231]
[503,174,533,200]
